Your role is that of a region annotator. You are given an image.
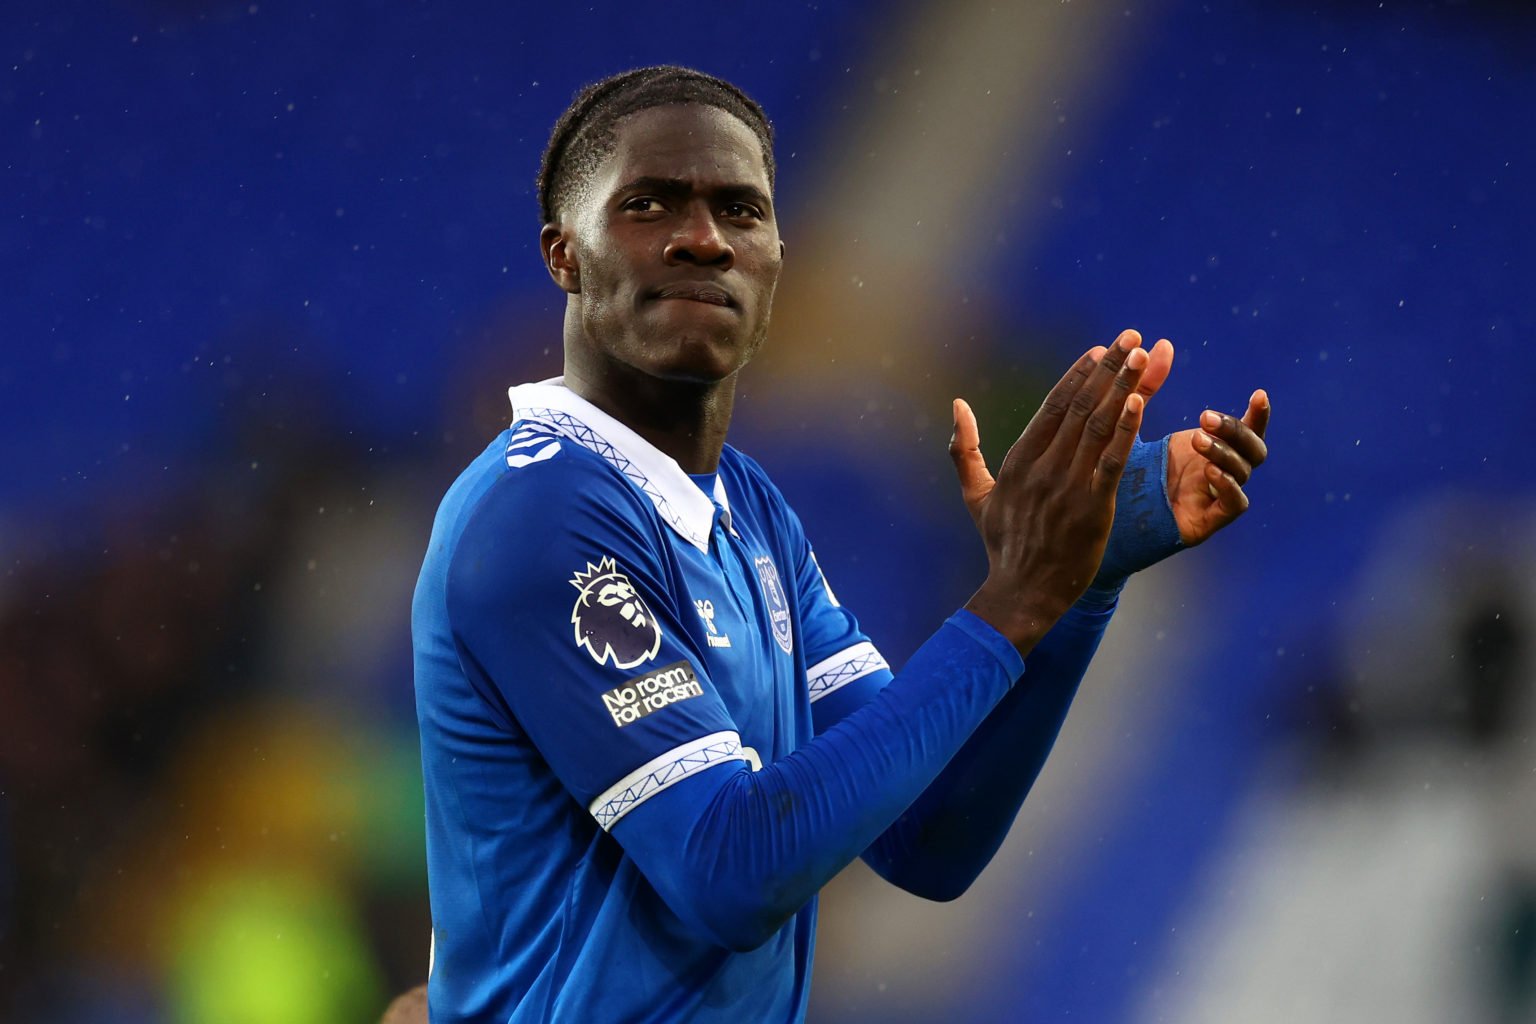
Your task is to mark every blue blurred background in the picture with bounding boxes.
[4,1,1533,1021]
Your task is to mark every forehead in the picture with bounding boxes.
[596,103,770,195]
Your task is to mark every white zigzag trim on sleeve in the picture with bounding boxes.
[589,731,745,831]
[806,641,890,703]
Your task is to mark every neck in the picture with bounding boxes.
[562,351,737,475]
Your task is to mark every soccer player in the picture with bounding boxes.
[411,66,1269,1022]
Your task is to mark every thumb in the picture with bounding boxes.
[949,398,994,511]
[1242,388,1271,438]
[1135,338,1174,400]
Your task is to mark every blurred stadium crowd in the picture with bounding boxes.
[1,370,432,1021]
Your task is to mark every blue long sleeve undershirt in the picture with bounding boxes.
[611,611,1023,951]
[854,439,1160,899]
[608,439,1164,952]
[861,598,1116,901]
[854,436,1169,898]
[612,601,1114,950]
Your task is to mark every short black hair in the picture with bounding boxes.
[537,65,775,224]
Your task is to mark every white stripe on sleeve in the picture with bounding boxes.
[589,731,746,830]
[806,641,890,703]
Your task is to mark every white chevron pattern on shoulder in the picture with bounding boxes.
[505,425,562,469]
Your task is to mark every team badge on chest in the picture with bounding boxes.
[753,555,794,655]
[570,557,663,669]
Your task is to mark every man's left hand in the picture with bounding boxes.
[1120,337,1270,545]
[1164,392,1270,544]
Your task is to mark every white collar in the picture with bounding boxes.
[508,378,733,553]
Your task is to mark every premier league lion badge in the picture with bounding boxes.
[569,557,663,669]
[753,555,794,655]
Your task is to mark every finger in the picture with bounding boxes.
[1204,462,1250,517]
[1242,389,1271,439]
[1200,406,1268,469]
[1191,428,1253,485]
[1135,338,1175,400]
[1005,348,1100,468]
[1092,392,1144,496]
[949,398,995,511]
[1048,329,1141,461]
[1070,342,1148,479]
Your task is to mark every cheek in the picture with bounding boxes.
[748,249,784,301]
[582,246,649,302]
[577,256,627,309]
[735,231,780,273]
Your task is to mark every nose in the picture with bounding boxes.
[663,202,733,269]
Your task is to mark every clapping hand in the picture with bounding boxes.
[1106,338,1270,545]
[950,330,1150,652]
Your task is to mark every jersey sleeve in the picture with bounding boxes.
[445,455,746,828]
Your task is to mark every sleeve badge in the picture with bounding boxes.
[570,557,664,669]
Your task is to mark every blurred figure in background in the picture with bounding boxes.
[1142,494,1536,1024]
[380,984,428,1024]
[0,359,430,1022]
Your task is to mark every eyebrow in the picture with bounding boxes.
[611,175,772,211]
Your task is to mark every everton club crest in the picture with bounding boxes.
[570,557,663,669]
[753,555,793,655]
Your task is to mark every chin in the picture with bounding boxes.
[643,334,749,383]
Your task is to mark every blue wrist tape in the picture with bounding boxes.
[1087,435,1183,598]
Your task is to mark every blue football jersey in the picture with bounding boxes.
[413,380,893,1022]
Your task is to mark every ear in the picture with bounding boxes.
[540,223,580,295]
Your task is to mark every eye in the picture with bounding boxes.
[721,201,764,222]
[621,196,666,214]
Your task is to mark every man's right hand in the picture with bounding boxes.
[950,330,1149,655]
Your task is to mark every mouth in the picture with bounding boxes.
[650,283,736,308]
